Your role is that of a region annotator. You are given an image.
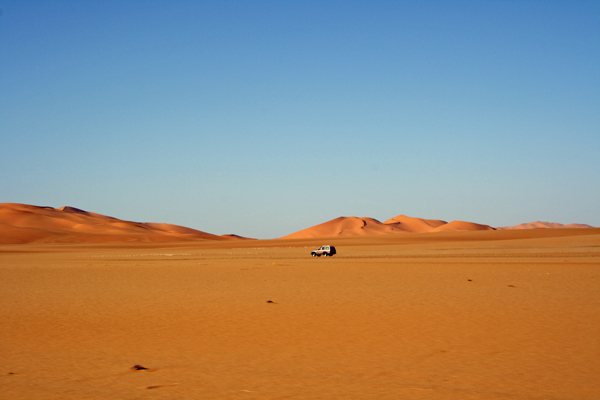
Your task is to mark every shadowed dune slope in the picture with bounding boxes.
[0,203,239,244]
[221,234,257,240]
[383,215,448,232]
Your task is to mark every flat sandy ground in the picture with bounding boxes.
[1,229,599,399]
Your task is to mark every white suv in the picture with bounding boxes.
[311,245,336,257]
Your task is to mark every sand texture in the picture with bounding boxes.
[1,228,599,399]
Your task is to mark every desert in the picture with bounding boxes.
[1,204,599,399]
[4,1,599,398]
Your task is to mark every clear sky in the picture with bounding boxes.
[1,0,599,238]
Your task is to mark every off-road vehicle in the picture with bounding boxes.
[311,245,336,257]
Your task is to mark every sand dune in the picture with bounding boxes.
[280,216,407,239]
[498,221,596,230]
[0,203,235,244]
[384,214,448,232]
[432,220,495,232]
[1,203,595,243]
[282,215,495,238]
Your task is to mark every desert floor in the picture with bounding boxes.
[1,229,599,400]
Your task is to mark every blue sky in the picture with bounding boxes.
[1,0,598,238]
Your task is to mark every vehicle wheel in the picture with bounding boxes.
[312,253,316,257]
[323,252,328,257]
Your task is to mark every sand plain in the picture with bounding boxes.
[1,228,599,400]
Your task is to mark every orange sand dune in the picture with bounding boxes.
[280,216,407,239]
[432,220,495,232]
[384,214,448,232]
[498,221,596,230]
[0,203,238,244]
[2,203,595,244]
[282,215,495,238]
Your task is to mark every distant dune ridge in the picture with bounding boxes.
[0,203,244,244]
[0,203,595,244]
[497,221,595,230]
[280,215,496,239]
